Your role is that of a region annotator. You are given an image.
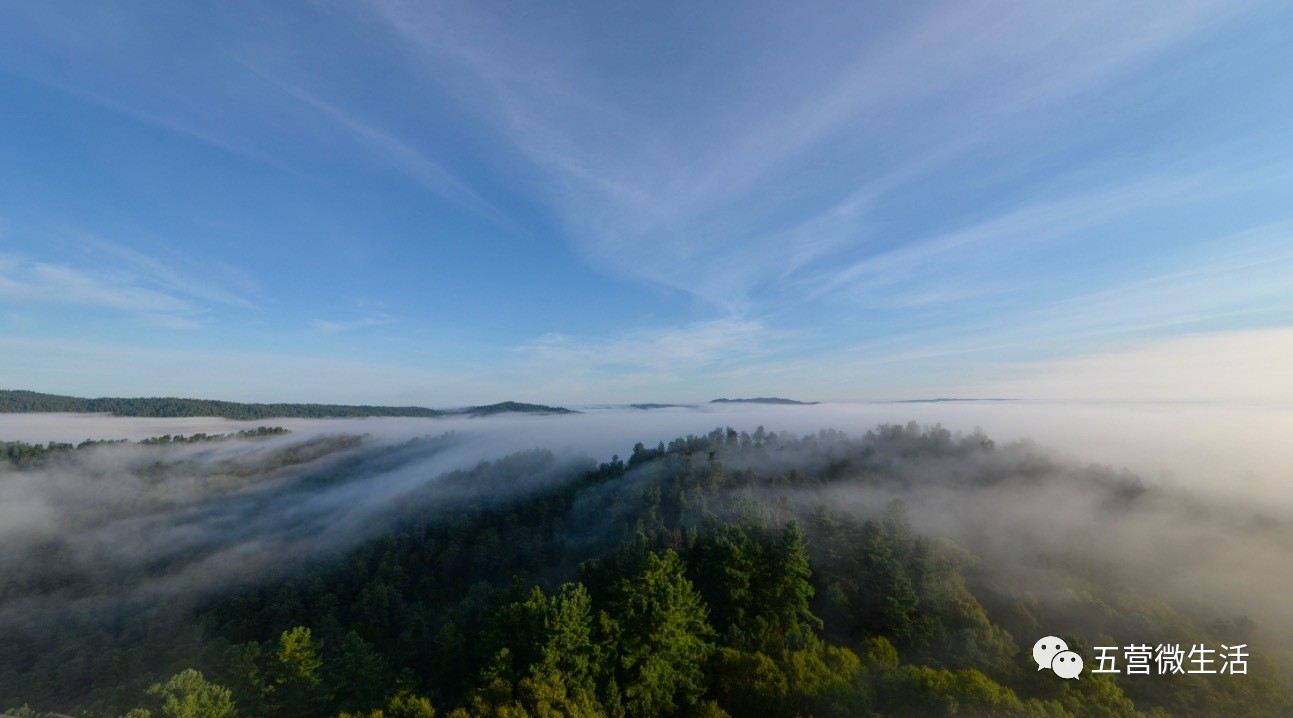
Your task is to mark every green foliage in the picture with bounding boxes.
[460,582,604,717]
[689,521,822,654]
[709,648,786,714]
[860,637,900,671]
[3,424,1290,717]
[329,632,392,714]
[339,689,438,718]
[144,669,237,718]
[384,690,439,718]
[709,642,868,718]
[0,440,76,467]
[224,642,270,716]
[272,627,326,717]
[224,627,326,717]
[809,510,924,645]
[138,427,288,445]
[3,705,54,718]
[0,427,287,469]
[1055,673,1139,718]
[449,657,606,717]
[906,538,1017,671]
[877,665,1027,717]
[529,584,601,701]
[600,550,715,717]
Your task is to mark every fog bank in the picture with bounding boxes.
[0,400,1289,643]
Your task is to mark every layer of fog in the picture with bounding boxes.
[7,399,1289,505]
[0,400,1289,645]
[0,428,575,636]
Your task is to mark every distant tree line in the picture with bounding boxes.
[0,390,446,420]
[0,390,576,420]
[0,427,287,468]
[139,427,289,445]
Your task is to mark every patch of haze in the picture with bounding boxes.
[0,412,282,443]
[841,400,1293,512]
[54,438,565,603]
[773,437,1293,646]
[1,399,1288,640]
[0,426,588,636]
[422,402,1291,640]
[3,399,1288,505]
[492,401,1293,512]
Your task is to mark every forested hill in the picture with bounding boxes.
[4,423,1287,717]
[709,397,820,405]
[458,401,577,416]
[0,390,575,420]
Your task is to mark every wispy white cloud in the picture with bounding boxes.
[311,312,398,334]
[144,314,204,330]
[0,259,190,313]
[1,1,1286,404]
[0,4,498,219]
[515,318,775,374]
[0,241,257,329]
[365,0,1259,309]
[239,61,501,217]
[502,318,798,401]
[797,172,1212,306]
[68,232,257,309]
[605,221,1293,402]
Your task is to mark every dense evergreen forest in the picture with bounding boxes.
[0,390,573,420]
[1,424,1288,717]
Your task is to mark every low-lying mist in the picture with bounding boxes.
[1,400,1290,686]
[7,400,1289,506]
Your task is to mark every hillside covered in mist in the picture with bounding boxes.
[1,421,1290,717]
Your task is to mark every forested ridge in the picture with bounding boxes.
[0,390,574,420]
[2,425,1288,717]
[708,398,819,405]
[1,427,288,468]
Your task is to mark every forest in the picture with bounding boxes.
[1,427,289,468]
[1,423,1289,717]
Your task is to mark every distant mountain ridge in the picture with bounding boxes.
[709,397,820,405]
[886,398,1015,404]
[628,403,697,410]
[457,401,576,416]
[0,390,576,420]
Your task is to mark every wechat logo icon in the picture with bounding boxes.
[1034,636,1083,680]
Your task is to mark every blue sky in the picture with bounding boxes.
[1,0,1291,406]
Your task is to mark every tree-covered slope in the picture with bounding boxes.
[2,425,1288,717]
